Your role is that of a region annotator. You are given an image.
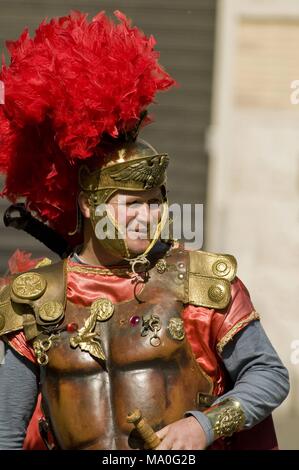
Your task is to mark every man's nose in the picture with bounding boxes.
[134,202,150,223]
[136,202,160,222]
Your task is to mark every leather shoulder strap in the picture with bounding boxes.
[151,247,237,309]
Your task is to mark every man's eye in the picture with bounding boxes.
[148,199,162,205]
[125,199,161,207]
[127,200,140,206]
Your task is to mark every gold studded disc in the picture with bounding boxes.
[91,298,114,321]
[12,273,47,300]
[208,284,225,303]
[0,313,5,331]
[39,301,64,322]
[212,259,230,277]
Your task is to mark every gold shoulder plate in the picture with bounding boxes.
[0,259,65,341]
[188,250,237,309]
[0,282,24,337]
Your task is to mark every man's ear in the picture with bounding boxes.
[78,192,91,219]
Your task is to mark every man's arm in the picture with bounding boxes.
[156,320,289,449]
[0,342,39,449]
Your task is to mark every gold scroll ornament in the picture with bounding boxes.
[70,298,115,360]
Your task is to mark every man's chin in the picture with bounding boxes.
[126,239,151,256]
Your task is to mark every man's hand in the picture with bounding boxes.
[155,416,208,450]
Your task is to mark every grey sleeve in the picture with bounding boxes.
[0,342,39,450]
[186,320,290,446]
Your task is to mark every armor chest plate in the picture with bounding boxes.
[40,266,213,449]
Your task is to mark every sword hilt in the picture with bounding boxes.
[127,408,161,450]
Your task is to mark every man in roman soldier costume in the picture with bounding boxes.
[0,10,289,450]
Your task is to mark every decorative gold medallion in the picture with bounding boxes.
[155,259,167,274]
[90,298,114,321]
[39,301,64,322]
[12,273,47,300]
[167,317,185,341]
[208,283,225,303]
[0,313,5,331]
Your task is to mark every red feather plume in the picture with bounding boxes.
[0,10,175,240]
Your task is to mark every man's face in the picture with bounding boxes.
[105,187,163,255]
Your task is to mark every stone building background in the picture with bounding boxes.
[207,0,299,450]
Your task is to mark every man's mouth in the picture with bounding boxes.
[127,227,148,234]
[126,228,149,239]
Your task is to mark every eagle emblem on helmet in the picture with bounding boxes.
[110,154,169,189]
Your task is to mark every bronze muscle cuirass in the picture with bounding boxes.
[39,251,213,450]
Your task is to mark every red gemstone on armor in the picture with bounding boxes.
[130,316,140,326]
[66,322,78,332]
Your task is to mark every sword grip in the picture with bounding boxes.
[127,408,161,450]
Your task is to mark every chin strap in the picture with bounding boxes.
[124,200,169,276]
[127,255,151,282]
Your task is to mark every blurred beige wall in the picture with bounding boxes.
[206,0,299,449]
